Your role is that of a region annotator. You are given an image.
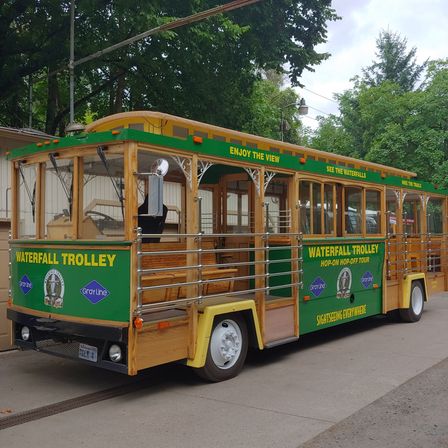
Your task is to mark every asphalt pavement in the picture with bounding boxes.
[300,356,448,448]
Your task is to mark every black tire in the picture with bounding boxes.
[399,281,425,322]
[196,313,248,382]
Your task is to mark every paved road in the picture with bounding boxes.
[300,357,448,448]
[1,293,448,448]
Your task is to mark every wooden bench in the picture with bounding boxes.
[140,241,237,303]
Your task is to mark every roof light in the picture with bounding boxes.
[65,122,85,134]
[36,142,43,147]
[111,130,121,135]
[53,139,60,144]
[44,140,51,145]
[193,136,203,144]
[300,157,306,164]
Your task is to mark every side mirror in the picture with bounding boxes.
[145,159,169,216]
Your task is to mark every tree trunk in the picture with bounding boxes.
[112,71,125,113]
[45,66,60,135]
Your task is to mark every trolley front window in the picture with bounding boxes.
[81,151,125,240]
[45,157,74,240]
[17,162,37,239]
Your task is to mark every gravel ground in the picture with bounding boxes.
[299,356,448,448]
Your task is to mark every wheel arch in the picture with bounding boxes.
[401,274,428,309]
[187,300,263,369]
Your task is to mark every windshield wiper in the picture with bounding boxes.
[49,153,72,218]
[18,161,36,222]
[97,146,124,219]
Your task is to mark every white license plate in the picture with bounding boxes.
[79,343,98,362]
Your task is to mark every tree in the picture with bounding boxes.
[309,114,353,156]
[310,58,448,184]
[0,1,338,134]
[362,30,427,92]
[240,72,304,143]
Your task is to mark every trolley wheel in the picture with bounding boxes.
[196,314,248,382]
[399,281,425,322]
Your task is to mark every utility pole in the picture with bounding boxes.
[66,0,262,132]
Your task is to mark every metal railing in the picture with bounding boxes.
[386,229,448,279]
[135,229,303,315]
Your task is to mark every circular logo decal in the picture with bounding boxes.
[44,269,65,309]
[336,267,352,299]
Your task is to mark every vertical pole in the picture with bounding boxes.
[197,196,203,303]
[8,231,12,300]
[186,156,199,360]
[136,227,142,315]
[290,173,300,336]
[265,201,270,297]
[11,163,18,239]
[254,167,265,341]
[28,74,33,128]
[280,110,284,142]
[403,211,408,275]
[186,155,199,301]
[69,0,75,125]
[443,198,448,290]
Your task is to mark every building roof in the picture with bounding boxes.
[0,126,54,154]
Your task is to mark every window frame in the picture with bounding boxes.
[299,179,336,237]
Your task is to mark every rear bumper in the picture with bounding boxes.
[7,309,129,374]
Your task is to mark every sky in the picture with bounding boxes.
[298,0,448,128]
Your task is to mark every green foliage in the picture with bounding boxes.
[310,115,353,156]
[362,30,427,92]
[240,75,303,143]
[0,0,337,135]
[311,58,448,185]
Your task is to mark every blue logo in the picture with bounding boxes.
[310,277,326,297]
[80,280,110,304]
[19,275,33,295]
[361,271,374,289]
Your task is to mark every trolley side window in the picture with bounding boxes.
[403,192,422,236]
[81,152,125,240]
[299,181,335,235]
[17,162,37,239]
[386,189,398,236]
[344,187,362,234]
[427,197,444,235]
[365,189,381,234]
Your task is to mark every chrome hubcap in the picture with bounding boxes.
[411,286,423,315]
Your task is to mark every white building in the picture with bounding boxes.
[0,127,53,351]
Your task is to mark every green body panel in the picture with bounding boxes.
[249,245,292,298]
[267,246,292,298]
[11,245,131,322]
[299,240,385,334]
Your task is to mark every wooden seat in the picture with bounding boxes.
[141,241,237,303]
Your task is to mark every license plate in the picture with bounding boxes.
[79,343,98,362]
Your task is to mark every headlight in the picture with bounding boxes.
[108,344,122,363]
[21,326,30,341]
